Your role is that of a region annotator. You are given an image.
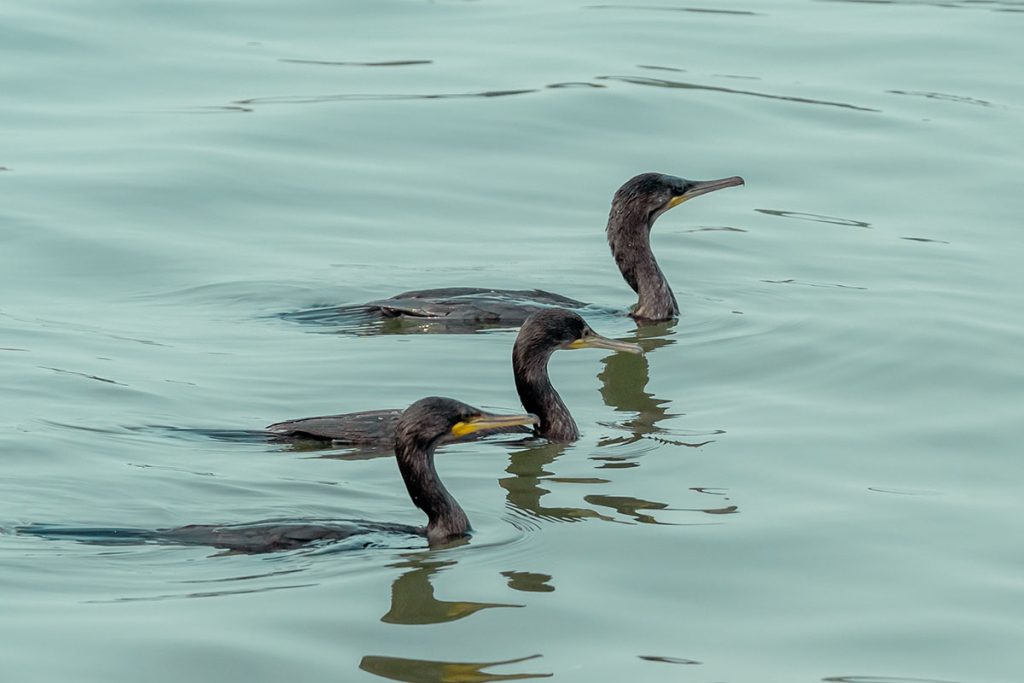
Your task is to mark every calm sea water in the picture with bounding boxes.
[3,1,1023,681]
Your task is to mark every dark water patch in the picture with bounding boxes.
[587,4,760,15]
[638,655,702,665]
[691,486,732,497]
[0,166,11,171]
[502,570,555,593]
[593,460,640,469]
[600,75,880,112]
[888,89,997,108]
[545,81,606,89]
[546,477,611,484]
[638,64,687,72]
[756,208,872,228]
[281,58,432,67]
[699,505,739,514]
[39,366,126,386]
[1,347,30,352]
[762,279,868,290]
[900,236,950,244]
[235,89,538,106]
[360,653,551,682]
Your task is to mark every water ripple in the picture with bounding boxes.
[900,236,950,244]
[281,58,432,67]
[587,4,760,15]
[821,0,1024,12]
[638,655,702,665]
[888,89,998,108]
[359,653,551,682]
[823,676,965,683]
[38,366,126,386]
[85,582,315,604]
[235,89,538,106]
[762,279,868,290]
[757,208,873,228]
[599,75,880,112]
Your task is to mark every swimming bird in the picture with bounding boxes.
[268,308,642,445]
[287,172,743,329]
[19,398,538,552]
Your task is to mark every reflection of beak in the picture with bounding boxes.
[568,332,644,355]
[668,175,745,209]
[451,412,540,439]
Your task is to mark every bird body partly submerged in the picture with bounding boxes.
[365,287,585,326]
[266,408,402,445]
[267,308,641,446]
[21,398,539,553]
[285,172,743,330]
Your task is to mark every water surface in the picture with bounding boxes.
[2,1,1023,681]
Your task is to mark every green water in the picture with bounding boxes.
[2,1,1023,681]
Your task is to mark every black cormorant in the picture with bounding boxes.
[19,398,538,552]
[268,308,641,445]
[290,172,743,328]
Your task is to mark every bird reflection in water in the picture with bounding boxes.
[500,441,614,525]
[596,321,722,452]
[500,570,554,593]
[584,493,737,523]
[380,554,521,626]
[498,325,736,525]
[500,440,698,526]
[359,653,551,683]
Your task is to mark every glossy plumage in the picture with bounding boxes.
[286,172,743,330]
[267,308,641,445]
[20,398,538,552]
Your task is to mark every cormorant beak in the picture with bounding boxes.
[451,412,540,439]
[667,175,745,209]
[567,332,644,355]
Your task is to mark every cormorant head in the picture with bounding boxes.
[612,172,745,228]
[397,397,538,450]
[517,308,643,355]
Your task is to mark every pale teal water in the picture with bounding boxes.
[2,1,1023,681]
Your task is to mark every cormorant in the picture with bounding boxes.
[19,398,538,552]
[287,172,743,329]
[268,308,641,445]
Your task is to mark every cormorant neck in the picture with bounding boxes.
[395,439,470,545]
[607,204,679,321]
[512,341,579,442]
